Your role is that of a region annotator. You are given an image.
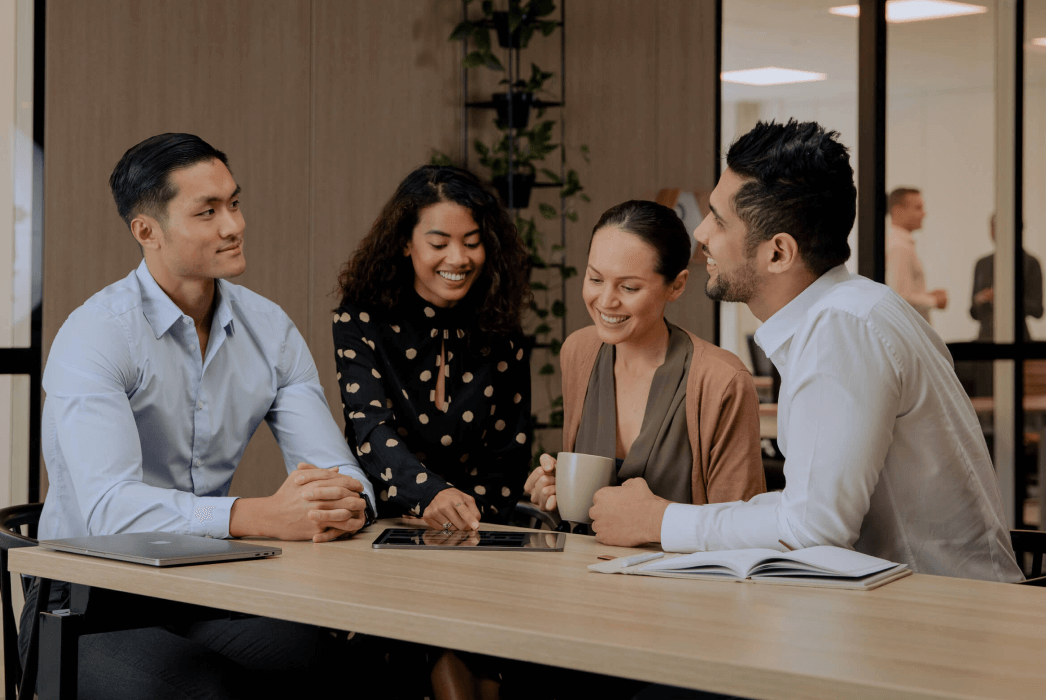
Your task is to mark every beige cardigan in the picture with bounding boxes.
[561,325,766,505]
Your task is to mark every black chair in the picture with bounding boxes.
[0,503,43,700]
[1011,529,1046,586]
[512,501,558,530]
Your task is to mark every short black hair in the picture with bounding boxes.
[590,200,692,282]
[726,119,856,276]
[109,133,229,227]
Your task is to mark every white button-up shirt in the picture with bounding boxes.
[662,266,1022,582]
[40,260,375,540]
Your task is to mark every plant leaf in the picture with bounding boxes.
[534,322,552,334]
[550,244,565,252]
[473,139,490,157]
[560,265,577,279]
[539,168,562,184]
[550,395,564,408]
[482,0,493,14]
[551,300,566,318]
[485,51,505,71]
[430,150,454,166]
[508,5,523,32]
[539,203,557,219]
[549,337,563,354]
[539,363,556,376]
[539,20,558,36]
[548,409,564,427]
[529,0,557,18]
[449,20,475,42]
[579,193,591,202]
[535,308,549,319]
[463,51,488,69]
[474,27,491,51]
[530,283,549,292]
[565,210,579,223]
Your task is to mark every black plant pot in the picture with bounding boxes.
[492,92,533,129]
[493,172,536,209]
[492,11,526,48]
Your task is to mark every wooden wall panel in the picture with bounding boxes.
[656,0,719,341]
[310,0,462,436]
[564,0,719,341]
[45,0,312,497]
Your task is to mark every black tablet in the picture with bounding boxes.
[371,528,565,551]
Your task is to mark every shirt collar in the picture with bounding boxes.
[889,224,915,247]
[135,260,235,339]
[754,264,852,358]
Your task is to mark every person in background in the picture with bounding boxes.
[524,200,764,520]
[970,213,1043,341]
[24,133,376,699]
[589,120,1022,588]
[333,164,532,700]
[886,186,947,323]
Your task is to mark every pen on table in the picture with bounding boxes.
[597,551,665,567]
[778,540,795,551]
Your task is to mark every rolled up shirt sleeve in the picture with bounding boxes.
[661,312,901,553]
[44,306,237,539]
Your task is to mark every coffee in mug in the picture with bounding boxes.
[555,452,615,523]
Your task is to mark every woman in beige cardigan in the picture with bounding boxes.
[524,200,765,522]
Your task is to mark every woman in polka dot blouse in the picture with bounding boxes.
[333,165,533,532]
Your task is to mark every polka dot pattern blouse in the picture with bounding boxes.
[333,291,531,522]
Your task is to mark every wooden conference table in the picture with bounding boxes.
[9,519,1046,700]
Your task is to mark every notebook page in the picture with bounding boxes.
[747,546,899,577]
[640,548,785,577]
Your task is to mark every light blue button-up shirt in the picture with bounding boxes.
[39,260,374,540]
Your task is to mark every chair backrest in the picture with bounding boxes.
[1010,529,1046,586]
[0,503,43,700]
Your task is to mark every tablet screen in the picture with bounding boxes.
[371,528,565,551]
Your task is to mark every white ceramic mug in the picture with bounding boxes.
[555,452,615,523]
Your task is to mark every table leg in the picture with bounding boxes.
[37,609,82,700]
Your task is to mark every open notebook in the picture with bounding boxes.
[589,546,911,590]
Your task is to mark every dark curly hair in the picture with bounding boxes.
[336,165,532,337]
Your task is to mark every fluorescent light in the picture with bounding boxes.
[830,1,988,23]
[1033,37,1046,47]
[721,67,827,86]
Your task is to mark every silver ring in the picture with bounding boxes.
[442,522,452,530]
[454,502,464,507]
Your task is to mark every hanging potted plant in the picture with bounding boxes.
[451,0,559,57]
[478,118,557,209]
[492,63,555,129]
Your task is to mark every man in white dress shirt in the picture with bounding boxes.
[589,120,1022,584]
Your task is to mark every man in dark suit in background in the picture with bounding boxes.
[971,213,1043,341]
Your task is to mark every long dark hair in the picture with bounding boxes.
[337,165,532,337]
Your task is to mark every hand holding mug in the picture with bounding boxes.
[523,453,558,512]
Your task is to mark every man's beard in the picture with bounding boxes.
[704,256,758,303]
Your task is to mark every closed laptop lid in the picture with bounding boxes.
[38,531,282,567]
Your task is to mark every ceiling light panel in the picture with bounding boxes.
[721,67,828,86]
[830,1,988,23]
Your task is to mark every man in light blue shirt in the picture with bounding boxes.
[22,133,376,699]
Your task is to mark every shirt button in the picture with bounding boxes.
[183,317,192,325]
[189,344,197,351]
[197,401,203,410]
[194,459,201,467]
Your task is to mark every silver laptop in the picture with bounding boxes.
[38,532,282,567]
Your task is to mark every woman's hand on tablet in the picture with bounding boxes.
[524,453,558,512]
[423,487,481,531]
